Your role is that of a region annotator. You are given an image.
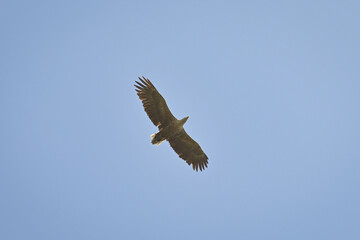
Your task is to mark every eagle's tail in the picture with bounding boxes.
[151,133,164,146]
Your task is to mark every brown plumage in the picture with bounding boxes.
[135,76,208,172]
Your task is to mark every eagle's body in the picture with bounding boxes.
[150,117,188,145]
[135,77,208,171]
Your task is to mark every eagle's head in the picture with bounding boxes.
[180,116,189,125]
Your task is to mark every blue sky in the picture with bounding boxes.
[1,1,359,239]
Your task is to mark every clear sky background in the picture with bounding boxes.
[1,1,359,239]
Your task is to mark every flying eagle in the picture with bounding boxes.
[135,76,208,171]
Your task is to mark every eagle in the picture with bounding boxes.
[135,76,208,171]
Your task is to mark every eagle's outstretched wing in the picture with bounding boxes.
[168,129,208,171]
[135,77,176,129]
